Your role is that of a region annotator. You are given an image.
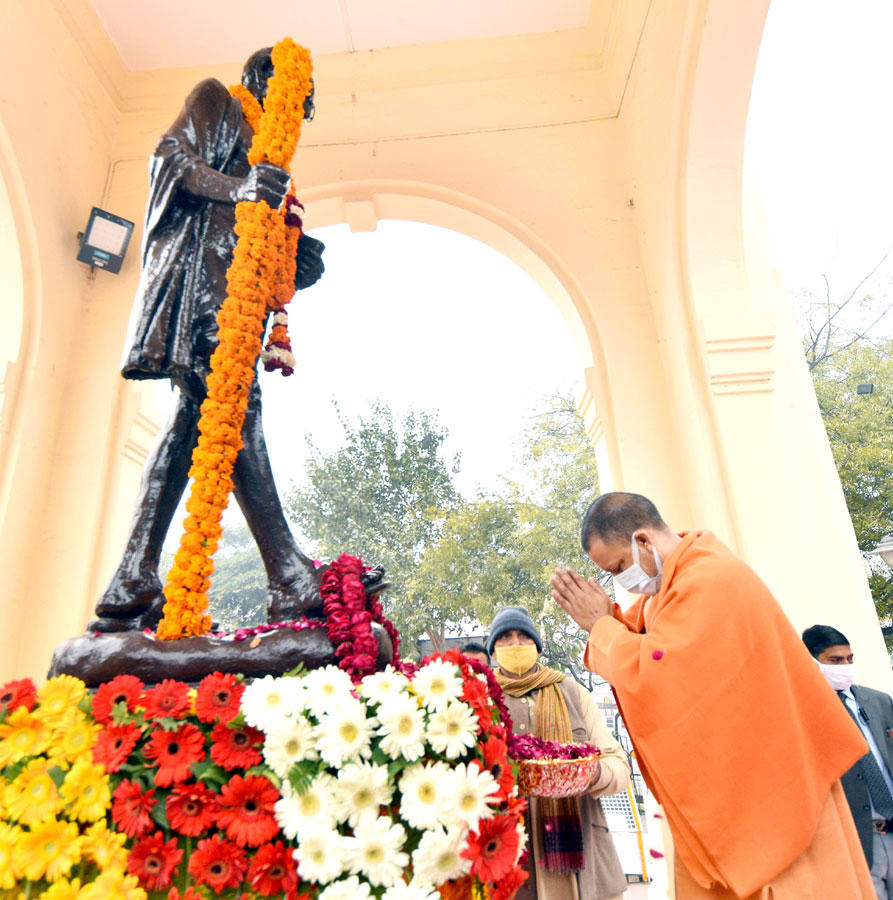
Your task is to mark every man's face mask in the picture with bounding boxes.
[613,533,663,595]
[817,660,857,692]
[494,644,539,676]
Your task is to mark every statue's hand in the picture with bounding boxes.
[238,162,291,208]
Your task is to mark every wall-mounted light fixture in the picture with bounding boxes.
[76,207,135,274]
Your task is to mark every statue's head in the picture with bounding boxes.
[242,47,316,120]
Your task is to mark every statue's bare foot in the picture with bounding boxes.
[267,567,324,622]
[91,571,163,632]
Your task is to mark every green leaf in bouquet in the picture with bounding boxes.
[245,763,280,788]
[190,759,228,787]
[150,797,170,831]
[110,700,136,726]
[387,759,407,781]
[287,761,318,796]
[227,709,247,730]
[283,662,306,678]
[1,759,27,781]
[47,765,66,789]
[153,716,188,732]
[77,692,94,715]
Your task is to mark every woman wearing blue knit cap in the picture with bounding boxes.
[488,605,630,900]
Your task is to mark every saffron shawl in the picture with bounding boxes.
[584,530,867,898]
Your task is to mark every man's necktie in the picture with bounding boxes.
[838,691,893,819]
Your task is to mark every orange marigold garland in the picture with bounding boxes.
[157,39,312,640]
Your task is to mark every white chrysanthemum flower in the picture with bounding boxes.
[333,760,394,827]
[398,761,451,830]
[293,829,348,885]
[376,694,427,761]
[360,666,411,705]
[382,878,441,900]
[439,762,500,829]
[241,674,304,730]
[275,772,338,839]
[314,698,377,767]
[263,715,318,777]
[318,876,374,900]
[411,659,464,711]
[303,665,356,718]
[411,825,472,886]
[345,815,409,887]
[425,701,478,759]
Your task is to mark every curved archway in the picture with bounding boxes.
[301,179,622,485]
[0,119,42,527]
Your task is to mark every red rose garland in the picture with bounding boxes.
[320,553,405,682]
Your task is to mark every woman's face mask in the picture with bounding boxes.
[494,644,539,676]
[614,533,663,595]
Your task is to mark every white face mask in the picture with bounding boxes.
[614,533,663,595]
[817,660,857,692]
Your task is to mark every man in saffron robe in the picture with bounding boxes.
[91,49,324,632]
[550,491,874,899]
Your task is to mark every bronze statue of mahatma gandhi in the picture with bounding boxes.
[90,49,327,633]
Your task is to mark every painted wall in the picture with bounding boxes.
[0,0,886,691]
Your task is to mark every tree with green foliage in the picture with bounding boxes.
[809,338,893,626]
[415,394,606,685]
[282,401,463,652]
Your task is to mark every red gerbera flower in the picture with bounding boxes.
[93,722,141,772]
[144,722,205,786]
[248,840,299,897]
[142,679,192,720]
[92,674,145,723]
[195,672,244,724]
[461,814,522,882]
[0,678,37,713]
[217,774,280,847]
[188,834,248,894]
[482,735,514,799]
[209,722,263,770]
[490,867,529,900]
[128,830,184,891]
[166,889,203,900]
[167,781,220,836]
[111,779,157,837]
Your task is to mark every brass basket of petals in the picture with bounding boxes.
[511,739,603,799]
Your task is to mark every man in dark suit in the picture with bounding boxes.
[803,624,893,899]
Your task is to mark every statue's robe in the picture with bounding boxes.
[584,529,874,899]
[122,78,252,384]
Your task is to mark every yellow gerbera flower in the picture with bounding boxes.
[60,759,110,822]
[35,675,87,725]
[37,876,84,900]
[79,868,146,900]
[81,820,128,870]
[4,757,62,825]
[0,706,51,766]
[14,818,81,882]
[48,714,100,769]
[0,822,24,889]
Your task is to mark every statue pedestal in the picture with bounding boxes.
[48,623,392,686]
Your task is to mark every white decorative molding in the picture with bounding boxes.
[701,314,776,396]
